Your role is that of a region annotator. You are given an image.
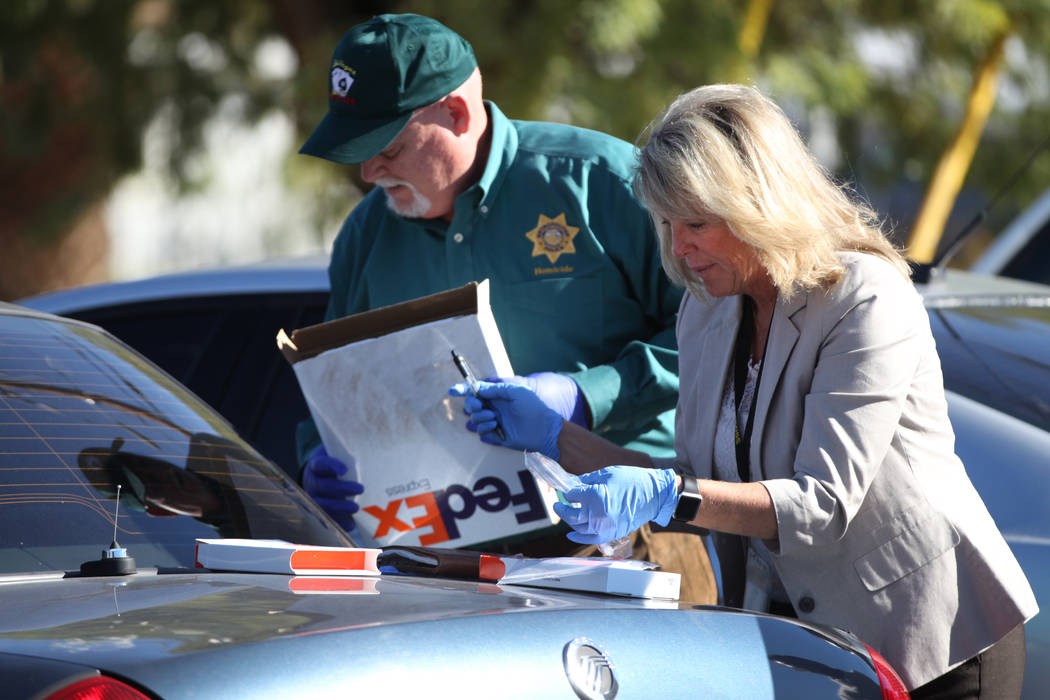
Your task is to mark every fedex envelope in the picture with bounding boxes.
[277,280,560,548]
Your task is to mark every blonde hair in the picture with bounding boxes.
[633,84,909,301]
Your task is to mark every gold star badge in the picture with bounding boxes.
[525,213,579,264]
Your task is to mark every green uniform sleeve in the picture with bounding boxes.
[565,166,682,437]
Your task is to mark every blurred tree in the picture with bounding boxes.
[745,1,1050,259]
[3,0,1049,299]
[2,0,293,298]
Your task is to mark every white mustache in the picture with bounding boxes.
[374,177,414,190]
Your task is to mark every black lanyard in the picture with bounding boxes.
[733,300,771,483]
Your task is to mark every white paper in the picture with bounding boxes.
[499,556,658,584]
[498,556,679,600]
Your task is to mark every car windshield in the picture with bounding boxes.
[930,302,1050,432]
[0,310,349,575]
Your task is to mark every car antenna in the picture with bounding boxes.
[916,132,1050,283]
[79,484,138,577]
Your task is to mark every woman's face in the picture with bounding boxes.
[665,214,767,299]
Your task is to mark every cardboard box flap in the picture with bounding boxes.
[277,281,482,364]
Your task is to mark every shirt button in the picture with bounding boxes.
[453,232,464,243]
[798,596,815,614]
[480,205,489,214]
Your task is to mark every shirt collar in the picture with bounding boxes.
[462,100,516,214]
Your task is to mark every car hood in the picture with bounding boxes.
[0,571,880,699]
[0,570,639,659]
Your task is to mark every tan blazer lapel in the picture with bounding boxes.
[749,292,805,480]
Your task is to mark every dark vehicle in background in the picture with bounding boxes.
[0,303,909,699]
[21,258,330,479]
[917,269,1050,698]
[969,185,1050,285]
[20,259,1050,697]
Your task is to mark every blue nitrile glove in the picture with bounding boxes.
[552,466,679,545]
[449,380,563,460]
[498,372,588,428]
[302,445,363,531]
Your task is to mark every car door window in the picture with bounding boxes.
[1000,218,1050,285]
[65,293,327,479]
[0,313,346,574]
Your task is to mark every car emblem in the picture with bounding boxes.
[563,637,618,699]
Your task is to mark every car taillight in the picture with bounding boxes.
[863,643,911,700]
[42,675,152,700]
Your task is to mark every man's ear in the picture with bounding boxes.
[443,95,471,136]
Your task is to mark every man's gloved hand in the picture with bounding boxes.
[449,380,563,460]
[302,445,363,532]
[552,466,679,544]
[498,372,588,428]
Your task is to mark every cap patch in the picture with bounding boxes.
[330,60,356,104]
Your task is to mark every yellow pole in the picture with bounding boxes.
[907,29,1010,263]
[738,0,774,58]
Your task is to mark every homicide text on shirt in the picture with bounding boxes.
[534,265,574,276]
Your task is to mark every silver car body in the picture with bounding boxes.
[22,261,1050,697]
[0,303,899,699]
[1,570,891,699]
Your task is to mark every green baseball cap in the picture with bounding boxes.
[299,14,478,164]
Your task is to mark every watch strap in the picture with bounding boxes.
[672,474,702,523]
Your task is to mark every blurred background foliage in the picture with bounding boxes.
[2,0,1049,299]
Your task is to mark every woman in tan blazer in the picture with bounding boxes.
[453,84,1037,696]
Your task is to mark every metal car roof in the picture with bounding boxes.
[917,267,1050,308]
[18,255,329,314]
[917,269,1050,434]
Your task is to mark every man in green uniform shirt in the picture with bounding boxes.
[296,13,713,601]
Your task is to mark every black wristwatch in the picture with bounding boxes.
[672,474,703,523]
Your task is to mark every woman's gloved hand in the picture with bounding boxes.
[302,444,363,531]
[449,380,563,459]
[497,372,588,428]
[552,466,679,544]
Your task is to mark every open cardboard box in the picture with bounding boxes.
[277,280,559,549]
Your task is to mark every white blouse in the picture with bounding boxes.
[713,357,789,613]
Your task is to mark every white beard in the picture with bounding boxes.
[374,177,432,218]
